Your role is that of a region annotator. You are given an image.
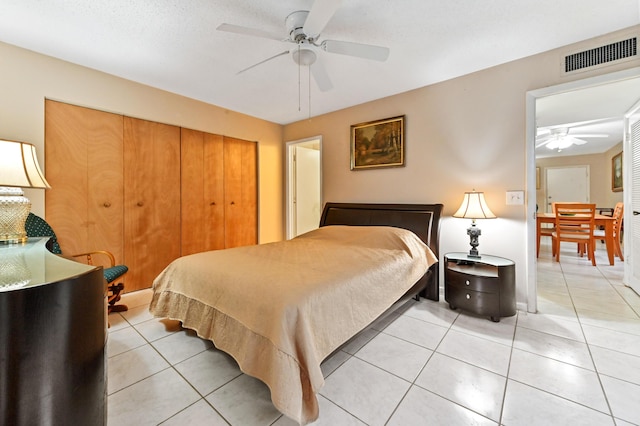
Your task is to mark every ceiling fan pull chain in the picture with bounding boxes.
[308,65,311,120]
[298,44,301,112]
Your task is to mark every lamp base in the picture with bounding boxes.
[466,222,482,259]
[0,245,31,290]
[0,187,31,244]
[467,249,481,259]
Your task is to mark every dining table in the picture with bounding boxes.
[536,212,617,265]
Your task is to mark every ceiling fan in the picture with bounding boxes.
[535,126,607,151]
[216,0,390,92]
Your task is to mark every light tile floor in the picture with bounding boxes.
[107,239,640,425]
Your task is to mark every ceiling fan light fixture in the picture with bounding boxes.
[292,47,317,66]
[546,137,575,150]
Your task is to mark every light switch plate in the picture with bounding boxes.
[506,190,524,205]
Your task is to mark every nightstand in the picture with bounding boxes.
[444,252,516,322]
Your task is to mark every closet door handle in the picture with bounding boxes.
[230,201,235,205]
[210,202,216,206]
[634,211,640,215]
[137,201,144,207]
[103,202,111,208]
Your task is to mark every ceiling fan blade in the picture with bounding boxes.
[569,137,588,145]
[237,51,290,75]
[535,140,551,148]
[567,133,608,138]
[535,133,552,141]
[310,58,333,92]
[321,39,390,61]
[303,0,343,38]
[217,23,284,42]
[546,117,619,129]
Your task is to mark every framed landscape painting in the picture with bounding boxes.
[612,151,623,192]
[350,115,405,170]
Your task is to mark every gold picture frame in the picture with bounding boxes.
[350,115,405,170]
[612,151,623,192]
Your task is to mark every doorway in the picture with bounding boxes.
[285,136,322,240]
[527,67,640,313]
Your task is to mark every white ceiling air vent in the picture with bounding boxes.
[564,37,637,74]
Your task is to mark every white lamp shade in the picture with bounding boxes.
[453,191,496,219]
[0,140,51,189]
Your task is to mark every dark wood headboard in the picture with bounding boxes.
[319,202,443,300]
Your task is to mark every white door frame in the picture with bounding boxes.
[623,97,640,293]
[285,136,322,240]
[526,67,640,313]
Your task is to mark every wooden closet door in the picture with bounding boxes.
[45,100,124,262]
[223,137,258,248]
[124,117,181,291]
[181,129,224,255]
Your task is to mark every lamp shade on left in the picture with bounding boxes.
[0,140,50,243]
[0,140,51,189]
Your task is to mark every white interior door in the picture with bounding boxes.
[624,99,640,294]
[545,166,589,212]
[285,137,322,240]
[295,145,321,236]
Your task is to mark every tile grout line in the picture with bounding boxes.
[115,306,237,425]
[562,257,618,423]
[497,310,520,425]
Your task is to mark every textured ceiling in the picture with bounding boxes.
[1,0,639,125]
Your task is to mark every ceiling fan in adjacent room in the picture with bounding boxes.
[217,0,390,92]
[535,125,608,151]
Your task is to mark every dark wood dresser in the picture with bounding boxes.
[0,238,106,425]
[444,252,516,322]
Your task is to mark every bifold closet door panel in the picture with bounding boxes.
[223,137,258,248]
[45,100,124,263]
[46,101,258,292]
[181,128,225,255]
[124,117,181,291]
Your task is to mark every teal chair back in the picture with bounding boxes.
[24,212,62,254]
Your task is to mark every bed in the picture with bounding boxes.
[149,202,443,424]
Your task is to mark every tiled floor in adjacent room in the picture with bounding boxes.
[107,239,640,425]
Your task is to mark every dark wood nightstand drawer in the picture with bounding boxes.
[445,268,498,293]
[446,285,501,318]
[444,252,516,322]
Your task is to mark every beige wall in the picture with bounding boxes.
[4,25,638,309]
[283,26,640,309]
[536,142,624,212]
[0,41,284,244]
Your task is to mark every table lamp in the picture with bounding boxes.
[0,140,51,244]
[453,190,496,258]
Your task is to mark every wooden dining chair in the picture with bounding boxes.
[552,203,597,265]
[594,202,624,260]
[537,202,557,257]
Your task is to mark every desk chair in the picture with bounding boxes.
[25,213,128,313]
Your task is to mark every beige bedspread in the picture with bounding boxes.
[149,225,437,424]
